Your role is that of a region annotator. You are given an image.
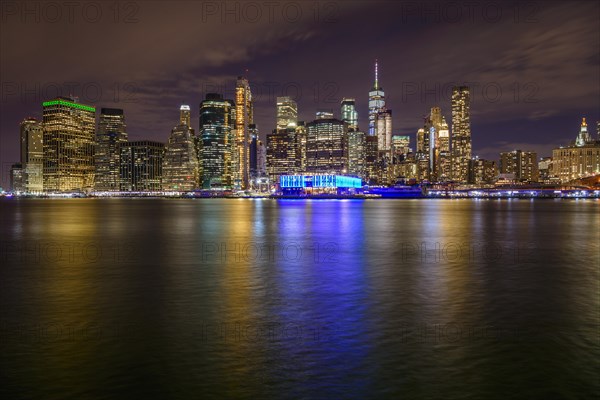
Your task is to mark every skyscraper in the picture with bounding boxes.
[120,141,164,191]
[234,76,253,189]
[95,108,127,191]
[42,97,96,192]
[267,127,299,183]
[200,93,235,189]
[552,118,600,183]
[276,96,298,130]
[451,86,472,183]
[162,105,200,191]
[368,60,386,136]
[305,115,348,174]
[348,130,366,179]
[341,98,358,130]
[391,135,410,161]
[375,109,392,152]
[20,117,43,193]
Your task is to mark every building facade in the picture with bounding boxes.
[119,141,164,191]
[162,105,200,191]
[451,86,472,183]
[305,116,348,175]
[500,150,539,182]
[234,77,253,189]
[552,118,600,183]
[42,97,96,192]
[95,108,127,191]
[20,117,44,193]
[200,93,235,189]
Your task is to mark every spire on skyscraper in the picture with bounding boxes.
[374,59,379,90]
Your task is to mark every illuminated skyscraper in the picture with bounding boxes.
[451,86,472,183]
[120,140,164,191]
[234,76,253,189]
[42,97,96,192]
[267,127,299,183]
[162,105,200,191]
[20,117,43,193]
[348,130,366,179]
[306,116,348,174]
[95,108,127,191]
[368,60,386,136]
[10,163,24,193]
[391,135,410,162]
[180,104,191,127]
[276,96,298,130]
[365,135,379,184]
[341,98,358,130]
[375,109,392,152]
[200,93,235,189]
[438,116,451,181]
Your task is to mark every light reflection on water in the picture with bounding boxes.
[0,198,598,399]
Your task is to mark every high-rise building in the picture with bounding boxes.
[19,117,43,193]
[267,128,297,183]
[276,96,298,130]
[375,109,392,152]
[391,135,410,162]
[341,98,358,130]
[348,130,366,179]
[200,93,235,189]
[180,104,191,127]
[306,116,348,175]
[451,86,472,183]
[42,97,96,192]
[295,122,307,173]
[10,163,24,193]
[499,150,538,182]
[234,76,253,189]
[162,105,200,191]
[552,118,600,183]
[95,108,127,191]
[365,135,379,184]
[468,157,498,185]
[368,60,386,136]
[437,116,451,181]
[119,140,164,191]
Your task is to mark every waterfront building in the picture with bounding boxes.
[10,163,24,193]
[42,97,96,192]
[119,141,164,191]
[305,115,348,175]
[95,108,127,191]
[162,105,200,191]
[199,93,235,189]
[552,118,600,183]
[468,157,498,185]
[234,76,253,189]
[348,130,366,179]
[19,117,43,193]
[451,86,472,183]
[500,150,539,182]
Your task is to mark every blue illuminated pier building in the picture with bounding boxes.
[279,174,362,195]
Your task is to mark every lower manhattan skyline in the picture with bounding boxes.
[1,1,599,190]
[1,2,599,400]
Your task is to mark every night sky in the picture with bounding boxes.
[1,0,598,188]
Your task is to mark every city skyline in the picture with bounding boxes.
[1,1,599,189]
